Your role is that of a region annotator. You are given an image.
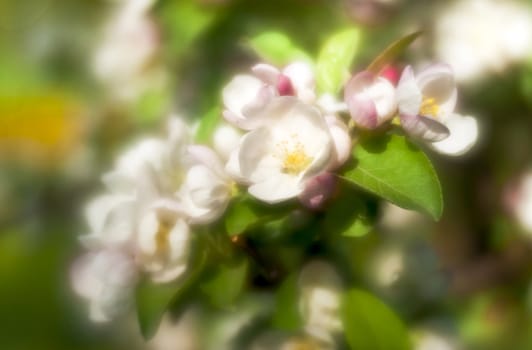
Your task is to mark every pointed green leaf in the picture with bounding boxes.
[272,273,302,331]
[323,181,373,238]
[135,252,206,339]
[316,28,361,94]
[136,279,187,340]
[200,258,249,308]
[342,289,411,350]
[224,196,261,236]
[342,134,443,220]
[246,31,311,66]
[367,31,422,74]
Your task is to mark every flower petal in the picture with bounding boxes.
[248,173,304,203]
[345,71,396,128]
[397,66,422,117]
[213,124,242,161]
[430,114,478,156]
[251,63,280,85]
[283,61,316,102]
[416,63,457,116]
[325,115,352,169]
[400,114,450,142]
[222,74,264,122]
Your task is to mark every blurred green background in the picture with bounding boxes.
[1,0,532,349]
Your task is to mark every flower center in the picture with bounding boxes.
[276,135,312,175]
[420,96,440,118]
[155,217,175,257]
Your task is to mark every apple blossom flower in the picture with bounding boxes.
[435,0,532,83]
[222,62,315,129]
[93,0,162,102]
[226,97,335,203]
[71,249,138,322]
[299,261,343,346]
[78,116,200,285]
[397,64,479,155]
[102,117,190,199]
[137,208,192,283]
[344,70,397,129]
[178,145,233,224]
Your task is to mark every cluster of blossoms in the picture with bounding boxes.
[345,63,478,156]
[72,56,476,323]
[72,117,233,321]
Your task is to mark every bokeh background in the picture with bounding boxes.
[1,0,532,349]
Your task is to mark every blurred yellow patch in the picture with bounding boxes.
[0,94,87,168]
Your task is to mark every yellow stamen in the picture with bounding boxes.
[420,96,440,118]
[155,218,175,256]
[276,135,312,175]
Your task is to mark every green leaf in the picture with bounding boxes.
[135,253,206,340]
[316,28,361,94]
[160,0,216,56]
[134,89,170,126]
[342,134,443,220]
[323,181,373,238]
[195,106,221,143]
[246,31,311,66]
[367,31,422,74]
[342,289,411,350]
[200,258,249,308]
[224,196,261,236]
[271,273,302,331]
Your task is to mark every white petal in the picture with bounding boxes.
[222,75,264,122]
[345,72,396,128]
[251,63,280,85]
[213,124,242,161]
[397,66,422,116]
[225,148,245,181]
[137,210,160,255]
[283,61,316,103]
[400,114,450,142]
[71,250,137,322]
[325,115,351,169]
[238,128,275,182]
[317,93,348,114]
[179,164,231,223]
[248,173,304,203]
[84,194,130,234]
[431,114,479,156]
[187,145,226,180]
[416,63,457,116]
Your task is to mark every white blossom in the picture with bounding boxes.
[93,0,162,102]
[78,116,197,286]
[397,64,478,155]
[71,249,138,322]
[222,62,315,129]
[178,145,233,224]
[226,97,335,203]
[137,209,192,283]
[435,0,532,82]
[299,261,343,346]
